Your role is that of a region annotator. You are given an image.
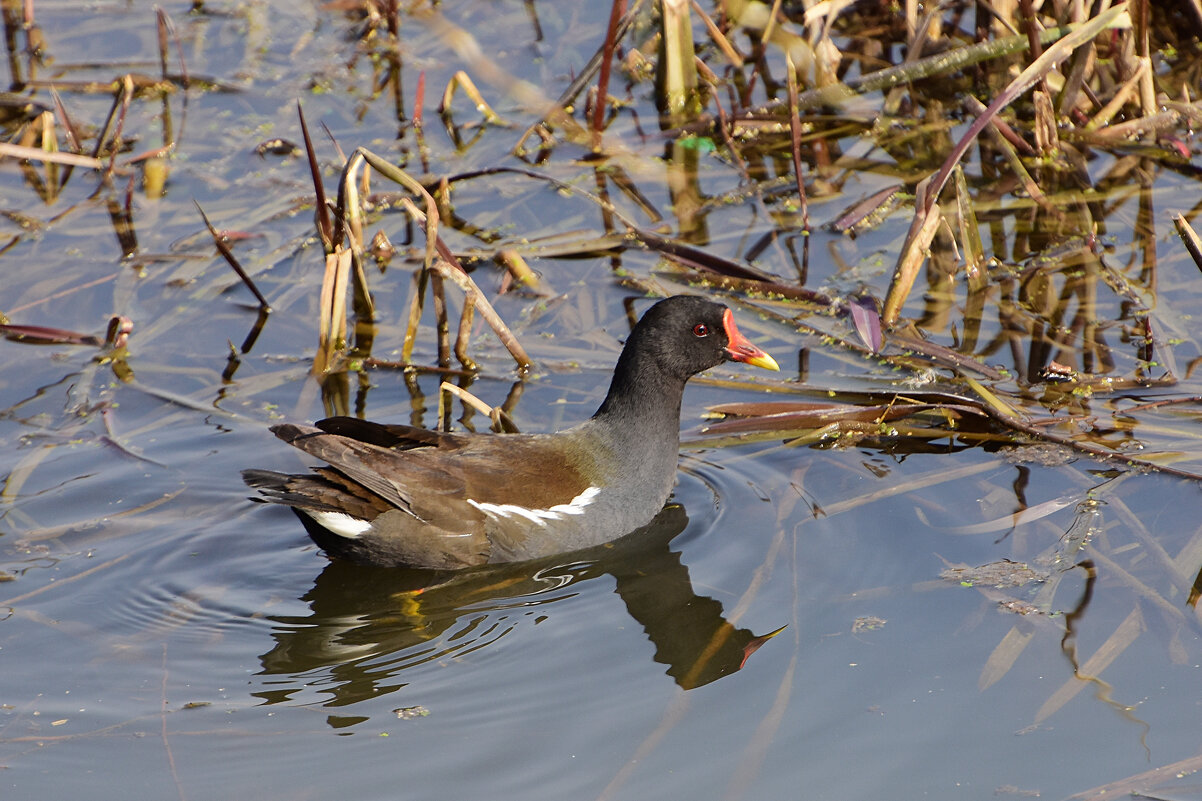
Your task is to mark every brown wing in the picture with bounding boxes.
[314,417,469,451]
[269,423,602,527]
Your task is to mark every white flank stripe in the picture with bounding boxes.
[308,510,372,539]
[549,486,600,515]
[468,486,600,525]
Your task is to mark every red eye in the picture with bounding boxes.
[693,323,709,337]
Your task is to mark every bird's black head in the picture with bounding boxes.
[624,296,779,381]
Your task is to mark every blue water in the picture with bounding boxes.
[3,3,1202,800]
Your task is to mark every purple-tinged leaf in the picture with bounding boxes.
[848,295,882,354]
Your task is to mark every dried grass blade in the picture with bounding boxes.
[701,403,932,435]
[688,0,741,66]
[438,380,515,432]
[48,86,82,153]
[917,494,1076,535]
[440,71,504,126]
[818,461,997,519]
[402,266,429,366]
[333,152,376,320]
[963,375,1020,418]
[0,553,131,607]
[1,444,53,502]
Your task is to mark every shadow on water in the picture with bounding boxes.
[256,503,779,707]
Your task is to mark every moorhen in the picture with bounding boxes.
[243,295,779,568]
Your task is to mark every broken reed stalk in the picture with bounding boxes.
[883,177,939,325]
[439,70,504,144]
[47,87,82,186]
[496,248,550,295]
[1174,215,1202,273]
[193,201,272,311]
[316,249,352,376]
[438,380,516,433]
[656,0,698,122]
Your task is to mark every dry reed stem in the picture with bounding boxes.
[0,142,102,168]
[1174,214,1202,273]
[430,270,451,368]
[297,102,332,249]
[431,256,533,370]
[784,51,809,234]
[439,70,504,126]
[193,201,272,311]
[454,294,478,371]
[438,381,515,432]
[688,0,742,67]
[591,0,626,143]
[315,249,351,375]
[657,0,698,121]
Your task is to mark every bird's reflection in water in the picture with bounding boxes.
[256,505,779,708]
